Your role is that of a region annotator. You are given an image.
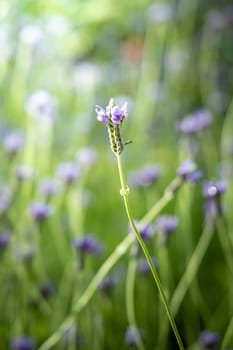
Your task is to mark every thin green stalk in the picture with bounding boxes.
[126,244,145,350]
[38,174,183,350]
[221,315,233,349]
[170,219,214,316]
[116,154,184,350]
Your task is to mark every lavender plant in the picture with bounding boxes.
[95,98,184,350]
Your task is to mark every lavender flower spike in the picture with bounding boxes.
[95,98,129,155]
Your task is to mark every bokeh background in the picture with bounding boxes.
[0,0,233,349]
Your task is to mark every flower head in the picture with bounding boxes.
[56,162,80,184]
[137,257,158,275]
[26,90,57,124]
[0,232,10,250]
[76,147,98,167]
[3,131,24,155]
[129,220,154,241]
[156,215,178,234]
[125,326,144,347]
[39,178,61,198]
[95,98,128,126]
[199,330,221,349]
[39,281,56,299]
[203,180,226,219]
[29,201,54,221]
[73,235,102,255]
[179,109,212,134]
[130,165,161,187]
[177,160,203,183]
[10,336,35,350]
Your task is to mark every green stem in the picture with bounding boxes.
[170,220,214,316]
[116,154,184,350]
[221,315,233,349]
[126,244,145,350]
[39,173,182,350]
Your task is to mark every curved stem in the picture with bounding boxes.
[116,154,184,350]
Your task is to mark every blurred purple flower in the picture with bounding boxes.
[137,257,158,275]
[199,330,221,349]
[203,181,226,198]
[156,215,178,245]
[0,232,10,250]
[177,160,203,183]
[29,201,54,221]
[179,109,212,134]
[39,178,61,198]
[10,336,35,350]
[177,160,196,178]
[39,281,56,299]
[26,90,57,124]
[125,326,144,347]
[3,131,24,155]
[56,162,80,184]
[76,147,98,167]
[99,277,116,295]
[203,181,227,219]
[15,245,36,264]
[156,215,178,234]
[73,235,102,255]
[129,220,154,241]
[130,165,161,187]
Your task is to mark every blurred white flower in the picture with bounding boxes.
[74,62,101,90]
[26,90,57,124]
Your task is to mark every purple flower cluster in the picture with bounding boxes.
[179,109,212,134]
[95,98,128,125]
